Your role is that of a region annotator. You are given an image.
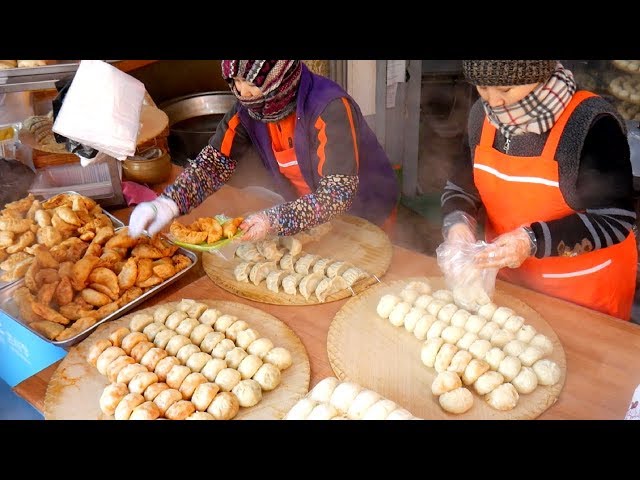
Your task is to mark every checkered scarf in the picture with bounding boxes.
[221,60,302,122]
[482,63,577,138]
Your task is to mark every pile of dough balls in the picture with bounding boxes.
[87,298,294,419]
[617,100,640,121]
[613,60,640,74]
[284,377,420,420]
[376,280,562,414]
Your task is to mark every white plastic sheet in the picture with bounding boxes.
[52,60,145,161]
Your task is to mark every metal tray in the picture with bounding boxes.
[0,192,126,292]
[0,245,198,349]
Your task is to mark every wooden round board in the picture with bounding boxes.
[202,214,392,306]
[327,277,567,420]
[43,299,311,420]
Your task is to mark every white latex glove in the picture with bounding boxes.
[475,227,535,269]
[128,195,179,237]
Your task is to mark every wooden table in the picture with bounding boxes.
[12,235,640,420]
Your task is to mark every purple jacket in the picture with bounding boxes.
[236,64,399,225]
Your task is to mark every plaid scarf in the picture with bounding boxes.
[482,63,577,138]
[221,60,302,122]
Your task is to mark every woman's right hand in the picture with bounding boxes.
[128,196,179,237]
[446,222,476,244]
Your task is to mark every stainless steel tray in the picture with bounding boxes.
[0,192,126,292]
[0,245,198,349]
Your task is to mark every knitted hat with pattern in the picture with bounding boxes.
[462,60,557,86]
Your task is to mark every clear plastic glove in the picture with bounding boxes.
[128,195,179,238]
[442,211,477,244]
[475,227,535,269]
[625,384,640,420]
[238,211,275,242]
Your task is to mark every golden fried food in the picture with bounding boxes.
[79,231,95,242]
[0,231,14,248]
[1,256,33,282]
[37,281,59,306]
[92,226,114,245]
[52,237,88,263]
[23,261,38,291]
[6,230,35,254]
[70,255,100,291]
[84,242,102,258]
[55,206,82,226]
[4,194,36,214]
[172,254,191,272]
[0,217,32,234]
[80,288,112,307]
[222,217,243,239]
[117,257,138,290]
[55,316,98,341]
[35,268,60,287]
[169,220,209,244]
[89,283,118,301]
[137,275,163,288]
[135,258,153,285]
[117,287,143,307]
[34,210,51,228]
[131,243,165,259]
[57,261,74,279]
[152,262,176,280]
[108,327,131,348]
[88,267,119,294]
[0,248,6,263]
[14,286,43,324]
[97,249,122,268]
[41,193,73,209]
[95,302,120,319]
[195,217,223,243]
[28,244,60,269]
[151,236,178,257]
[104,228,138,250]
[31,302,70,325]
[30,320,65,340]
[55,276,74,306]
[50,213,77,234]
[36,226,62,249]
[26,200,41,220]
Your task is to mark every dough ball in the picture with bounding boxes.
[236,328,260,350]
[190,323,214,346]
[498,355,522,382]
[247,338,275,359]
[108,327,131,347]
[213,314,237,333]
[414,294,434,310]
[426,320,448,340]
[376,294,401,318]
[179,372,208,400]
[200,331,225,354]
[532,359,561,386]
[347,389,382,419]
[530,333,554,356]
[186,352,213,373]
[439,387,473,414]
[285,398,317,419]
[450,309,471,328]
[473,371,505,395]
[200,358,228,382]
[215,368,242,392]
[437,303,459,323]
[263,347,293,371]
[431,371,462,396]
[413,314,437,340]
[198,308,221,326]
[519,346,544,367]
[307,403,339,420]
[456,332,478,351]
[420,338,444,368]
[114,392,145,420]
[468,339,492,360]
[464,314,487,334]
[206,392,240,420]
[511,366,538,394]
[187,412,215,420]
[225,347,249,370]
[232,379,263,407]
[426,299,446,317]
[400,287,420,305]
[503,315,525,333]
[253,363,281,391]
[489,328,515,348]
[441,325,466,345]
[310,377,340,403]
[141,346,170,374]
[144,382,170,402]
[129,313,154,332]
[237,355,264,380]
[129,371,159,395]
[166,365,191,390]
[362,399,397,420]
[329,382,363,413]
[176,343,201,365]
[404,280,432,294]
[503,340,527,357]
[478,321,500,341]
[516,324,537,343]
[434,343,459,373]
[484,347,506,370]
[191,382,220,411]
[462,359,490,385]
[129,401,161,420]
[225,320,249,342]
[99,382,129,416]
[404,307,426,333]
[491,306,515,326]
[485,383,519,411]
[447,350,473,375]
[477,302,497,320]
[386,408,417,420]
[388,301,412,327]
[153,356,180,382]
[432,289,454,303]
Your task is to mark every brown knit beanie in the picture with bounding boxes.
[462,60,557,86]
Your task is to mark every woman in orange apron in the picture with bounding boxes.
[440,60,637,320]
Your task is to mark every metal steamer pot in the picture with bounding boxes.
[160,92,236,166]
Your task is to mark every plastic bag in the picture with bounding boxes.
[436,239,499,312]
[52,60,146,161]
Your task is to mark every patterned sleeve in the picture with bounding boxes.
[162,144,237,214]
[264,174,359,236]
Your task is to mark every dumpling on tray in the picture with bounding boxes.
[298,271,326,300]
[326,261,352,278]
[294,254,321,275]
[312,257,334,275]
[279,236,302,256]
[256,239,284,262]
[342,267,368,287]
[279,253,301,272]
[235,244,264,262]
[266,270,288,293]
[233,262,255,282]
[248,261,277,285]
[315,275,349,302]
[282,273,305,295]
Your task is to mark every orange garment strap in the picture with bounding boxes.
[478,116,497,148]
[541,91,596,158]
[220,113,241,157]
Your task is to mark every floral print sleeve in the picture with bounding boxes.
[162,144,237,214]
[264,174,359,236]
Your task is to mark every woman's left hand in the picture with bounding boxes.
[474,227,532,269]
[238,211,274,242]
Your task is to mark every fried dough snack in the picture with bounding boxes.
[168,216,243,244]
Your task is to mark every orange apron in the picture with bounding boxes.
[473,91,637,320]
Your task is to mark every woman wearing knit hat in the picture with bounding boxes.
[128,60,399,242]
[439,60,637,320]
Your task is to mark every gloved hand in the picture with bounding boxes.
[442,211,477,244]
[128,195,179,238]
[474,227,536,269]
[238,211,275,242]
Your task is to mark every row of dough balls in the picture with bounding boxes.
[88,336,246,419]
[284,377,420,420]
[132,300,293,372]
[612,60,640,74]
[378,283,554,361]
